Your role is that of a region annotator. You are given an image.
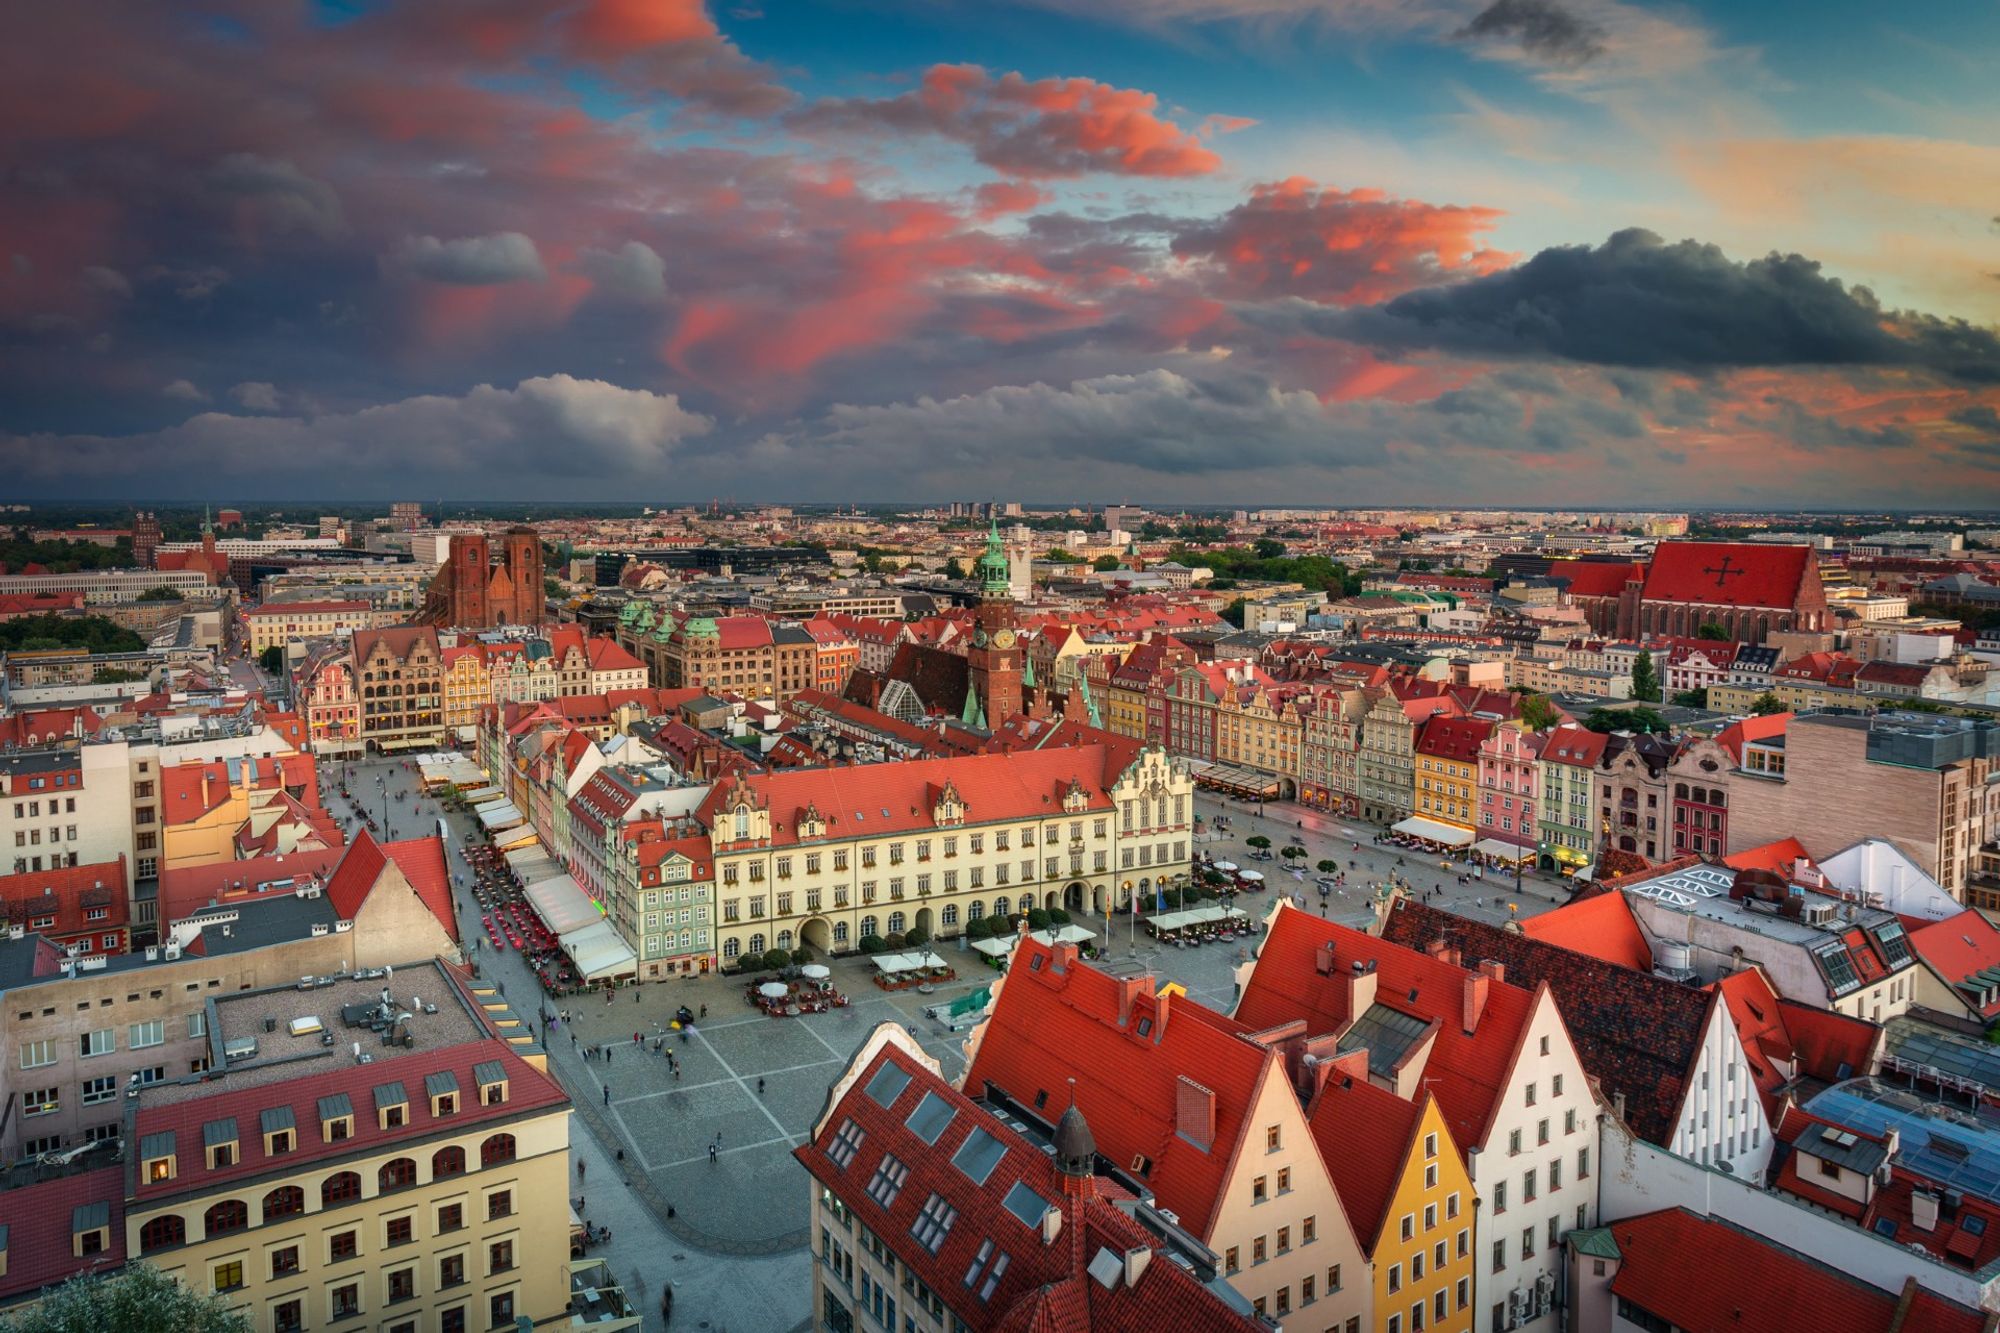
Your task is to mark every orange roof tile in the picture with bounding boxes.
[1519,892,1654,971]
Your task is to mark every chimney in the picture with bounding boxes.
[1041,1206,1064,1247]
[1315,944,1336,976]
[1115,975,1149,1028]
[1176,1076,1216,1150]
[1477,958,1506,984]
[1612,1091,1627,1125]
[1122,1246,1152,1288]
[1345,959,1379,1015]
[1911,1191,1940,1233]
[1463,972,1491,1035]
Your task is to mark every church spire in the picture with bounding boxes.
[975,515,1011,600]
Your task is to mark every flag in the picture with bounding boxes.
[1155,885,1165,914]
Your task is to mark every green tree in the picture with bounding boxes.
[790,947,811,966]
[903,923,931,946]
[859,933,889,954]
[1630,649,1661,703]
[1253,538,1286,560]
[92,667,146,683]
[1584,706,1668,734]
[1245,835,1271,851]
[1316,859,1337,875]
[1092,555,1122,572]
[1046,908,1071,925]
[761,948,792,972]
[136,585,183,602]
[258,645,285,674]
[0,1263,251,1333]
[1750,692,1786,716]
[0,615,144,655]
[543,576,564,602]
[1280,846,1306,863]
[1696,622,1731,640]
[944,558,968,580]
[1671,688,1708,708]
[1026,908,1053,931]
[1220,597,1247,629]
[1518,693,1561,733]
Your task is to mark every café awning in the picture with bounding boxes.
[562,920,636,982]
[1391,816,1475,848]
[524,874,602,934]
[1473,839,1534,864]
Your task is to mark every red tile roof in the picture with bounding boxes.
[1721,837,1812,876]
[1551,560,1644,599]
[1233,906,1535,1153]
[0,1166,126,1301]
[1381,899,1714,1146]
[1608,1207,1986,1333]
[963,938,1275,1240]
[381,836,457,941]
[798,1036,1263,1333]
[1305,1076,1428,1253]
[1643,541,1816,611]
[585,637,644,673]
[1518,892,1653,971]
[1414,715,1494,762]
[1703,969,1884,1119]
[1537,724,1609,768]
[1908,912,2000,1017]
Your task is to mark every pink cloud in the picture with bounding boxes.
[792,63,1223,178]
[972,181,1050,220]
[1172,176,1513,304]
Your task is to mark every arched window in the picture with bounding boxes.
[204,1199,247,1237]
[833,922,849,944]
[941,904,959,927]
[722,937,740,959]
[379,1158,417,1192]
[480,1134,516,1167]
[1674,783,1688,800]
[432,1146,465,1178]
[860,915,878,940]
[993,896,1010,917]
[887,911,906,935]
[321,1171,361,1206]
[747,933,765,956]
[139,1214,185,1253]
[777,930,793,950]
[263,1186,304,1222]
[1712,791,1725,809]
[968,900,985,921]
[679,929,692,949]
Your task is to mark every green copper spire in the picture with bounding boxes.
[975,517,1010,597]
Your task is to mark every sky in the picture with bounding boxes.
[3,0,1999,507]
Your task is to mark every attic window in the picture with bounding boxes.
[260,1105,296,1155]
[426,1070,460,1117]
[140,1131,177,1184]
[71,1203,110,1258]
[474,1060,509,1106]
[203,1117,238,1169]
[318,1093,354,1143]
[374,1081,408,1130]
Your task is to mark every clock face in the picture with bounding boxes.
[973,628,988,648]
[993,628,1017,650]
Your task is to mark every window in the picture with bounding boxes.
[212,1260,244,1293]
[1253,1175,1268,1203]
[1253,1236,1267,1265]
[1388,1263,1402,1293]
[910,1194,958,1254]
[271,1245,300,1277]
[380,1157,417,1192]
[323,1171,361,1206]
[491,1292,516,1328]
[1578,1146,1590,1180]
[1425,1131,1438,1159]
[264,1186,304,1222]
[434,1145,466,1178]
[1524,1168,1537,1202]
[1267,1124,1282,1152]
[1277,1225,1291,1253]
[80,1029,114,1058]
[440,1253,467,1288]
[1328,1263,1341,1291]
[1522,1226,1536,1259]
[489,1239,515,1274]
[330,1229,358,1261]
[389,1267,415,1302]
[387,1215,414,1246]
[438,1202,464,1234]
[1493,1180,1506,1214]
[1447,1192,1460,1220]
[332,1282,359,1318]
[487,1189,513,1220]
[1303,1215,1317,1243]
[21,1086,58,1117]
[1224,1246,1239,1274]
[1492,1239,1505,1273]
[140,1214,186,1253]
[479,1133,515,1166]
[130,1019,164,1049]
[204,1199,247,1236]
[20,1038,55,1068]
[1508,1128,1521,1156]
[1277,1166,1291,1193]
[1538,1118,1550,1145]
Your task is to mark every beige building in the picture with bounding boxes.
[244,602,375,656]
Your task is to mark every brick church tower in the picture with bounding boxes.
[131,511,161,569]
[964,520,1022,728]
[419,526,545,628]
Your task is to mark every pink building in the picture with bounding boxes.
[1477,724,1544,848]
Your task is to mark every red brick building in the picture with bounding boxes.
[1558,541,1829,644]
[420,527,545,628]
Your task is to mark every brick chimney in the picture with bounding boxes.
[1175,1075,1215,1150]
[1427,939,1461,967]
[1115,974,1149,1028]
[1477,958,1506,984]
[1463,972,1491,1035]
[1344,958,1379,1016]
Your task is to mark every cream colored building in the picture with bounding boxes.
[245,602,376,655]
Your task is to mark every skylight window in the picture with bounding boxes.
[907,1091,958,1146]
[1874,922,1911,968]
[867,1153,910,1208]
[1815,944,1860,993]
[952,1127,1007,1186]
[865,1061,914,1110]
[1002,1181,1051,1229]
[828,1117,866,1170]
[964,1238,1012,1301]
[910,1193,959,1254]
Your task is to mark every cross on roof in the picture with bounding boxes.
[1703,556,1745,589]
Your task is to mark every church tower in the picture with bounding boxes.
[965,519,1022,727]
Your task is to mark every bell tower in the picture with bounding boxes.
[965,518,1021,727]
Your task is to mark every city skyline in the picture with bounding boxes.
[4,0,1998,505]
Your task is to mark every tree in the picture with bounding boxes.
[1671,688,1708,708]
[1252,538,1286,560]
[543,576,564,602]
[1584,706,1668,734]
[1043,548,1083,564]
[1316,860,1337,875]
[1092,555,1122,572]
[903,923,931,947]
[0,615,144,655]
[1220,597,1247,629]
[1026,908,1053,931]
[1750,692,1786,716]
[1630,649,1661,703]
[258,645,285,674]
[761,948,792,972]
[1047,908,1071,925]
[790,947,811,966]
[944,558,967,580]
[0,1263,251,1333]
[1245,835,1271,850]
[136,585,183,602]
[1518,693,1561,733]
[884,932,907,951]
[1280,846,1306,863]
[1696,622,1732,641]
[859,933,889,954]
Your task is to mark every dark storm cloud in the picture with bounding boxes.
[388,233,547,286]
[1456,0,1607,68]
[1951,404,2000,436]
[1247,228,2000,384]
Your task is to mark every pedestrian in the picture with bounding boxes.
[699,1004,707,1019]
[634,1031,641,1045]
[757,1077,765,1095]
[603,1085,610,1106]
[708,1143,718,1164]
[578,1159,586,1181]
[606,1047,612,1064]
[616,1148,624,1163]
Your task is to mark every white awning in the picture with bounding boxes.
[508,855,562,884]
[525,875,602,934]
[873,950,947,973]
[971,937,1014,958]
[477,801,525,831]
[562,919,636,981]
[502,844,549,871]
[1029,925,1096,946]
[1392,816,1475,847]
[462,785,506,805]
[1473,838,1534,863]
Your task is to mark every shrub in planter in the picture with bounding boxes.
[1026,908,1052,931]
[904,924,930,947]
[884,932,908,951]
[791,947,812,966]
[762,948,792,972]
[859,934,889,954]
[1047,908,1071,925]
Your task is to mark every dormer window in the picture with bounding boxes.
[318,1093,354,1143]
[261,1105,296,1156]
[140,1131,177,1184]
[204,1117,239,1169]
[426,1070,460,1117]
[375,1080,409,1129]
[474,1060,509,1106]
[72,1203,110,1258]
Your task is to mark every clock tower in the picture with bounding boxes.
[965,519,1022,727]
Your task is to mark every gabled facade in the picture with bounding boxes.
[1476,725,1542,851]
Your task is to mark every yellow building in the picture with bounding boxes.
[1313,1087,1475,1333]
[244,601,374,655]
[7,960,576,1333]
[159,754,323,874]
[1412,716,1492,833]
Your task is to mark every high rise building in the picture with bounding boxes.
[132,511,162,570]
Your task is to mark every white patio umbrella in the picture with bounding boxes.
[758,982,789,999]
[1238,870,1264,882]
[800,964,831,980]
[1212,861,1238,873]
